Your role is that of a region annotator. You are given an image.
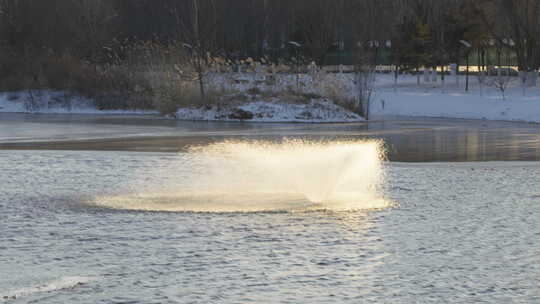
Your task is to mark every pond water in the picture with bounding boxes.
[1,114,540,303]
[2,113,540,161]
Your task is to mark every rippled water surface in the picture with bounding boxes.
[2,150,540,303]
[3,113,540,161]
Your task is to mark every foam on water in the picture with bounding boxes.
[94,139,390,212]
[2,276,94,300]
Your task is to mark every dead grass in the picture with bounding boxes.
[0,44,363,116]
[151,80,225,115]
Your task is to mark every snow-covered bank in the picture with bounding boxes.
[372,91,540,122]
[176,72,363,122]
[0,91,157,115]
[371,74,540,123]
[0,89,364,123]
[4,72,540,124]
[176,99,363,123]
[203,71,540,123]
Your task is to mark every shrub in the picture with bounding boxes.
[247,87,262,95]
[152,81,202,115]
[300,92,322,100]
[69,63,154,110]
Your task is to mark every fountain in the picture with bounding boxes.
[94,139,390,212]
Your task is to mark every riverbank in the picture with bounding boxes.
[175,99,363,123]
[2,73,540,124]
[0,91,158,115]
[0,90,363,123]
[371,74,540,123]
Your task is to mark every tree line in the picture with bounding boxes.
[0,0,538,107]
[1,0,539,67]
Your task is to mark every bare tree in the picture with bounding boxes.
[295,0,339,65]
[476,0,540,83]
[175,0,221,101]
[355,50,377,120]
[487,69,513,100]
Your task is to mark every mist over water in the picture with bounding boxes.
[95,139,390,212]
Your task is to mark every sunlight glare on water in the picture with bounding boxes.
[94,139,391,212]
[3,150,540,303]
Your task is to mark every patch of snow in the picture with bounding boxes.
[4,71,540,123]
[176,99,364,123]
[2,276,96,300]
[0,91,157,115]
[371,91,540,123]
[371,74,540,123]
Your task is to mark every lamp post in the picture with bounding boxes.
[183,43,194,71]
[338,40,345,73]
[288,41,301,89]
[459,40,472,92]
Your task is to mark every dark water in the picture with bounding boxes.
[2,113,540,161]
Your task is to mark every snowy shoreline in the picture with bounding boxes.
[370,74,540,123]
[0,90,364,123]
[0,91,159,116]
[175,99,364,123]
[2,73,540,124]
[371,90,540,123]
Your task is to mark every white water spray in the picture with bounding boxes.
[95,139,390,212]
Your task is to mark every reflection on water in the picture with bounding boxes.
[2,114,540,161]
[374,119,540,161]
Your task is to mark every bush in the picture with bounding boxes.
[0,44,221,113]
[152,81,202,115]
[247,87,262,95]
[54,61,154,110]
[300,92,322,100]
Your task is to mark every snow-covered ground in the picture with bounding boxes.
[2,71,540,123]
[0,78,364,122]
[176,72,363,122]
[198,71,540,123]
[0,91,157,115]
[371,73,540,123]
[176,99,363,123]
